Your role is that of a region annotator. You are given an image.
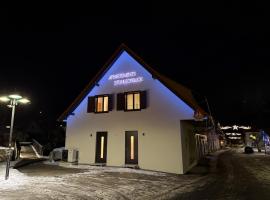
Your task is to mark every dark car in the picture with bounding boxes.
[244,146,254,154]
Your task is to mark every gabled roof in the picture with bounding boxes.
[58,44,207,121]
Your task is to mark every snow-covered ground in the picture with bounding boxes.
[0,148,7,162]
[3,147,268,200]
[0,161,208,200]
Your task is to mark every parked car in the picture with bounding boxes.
[244,146,254,154]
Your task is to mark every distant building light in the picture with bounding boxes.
[221,125,251,130]
[228,136,241,140]
[239,126,251,130]
[249,135,256,140]
[225,132,242,136]
[221,126,231,130]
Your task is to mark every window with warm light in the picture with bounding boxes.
[125,92,141,111]
[88,94,112,113]
[95,95,109,113]
[126,94,134,110]
[134,93,140,109]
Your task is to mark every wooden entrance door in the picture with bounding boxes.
[125,131,138,164]
[95,132,107,163]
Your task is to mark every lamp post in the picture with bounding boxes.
[0,94,30,180]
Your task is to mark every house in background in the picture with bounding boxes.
[245,130,270,153]
[58,44,219,174]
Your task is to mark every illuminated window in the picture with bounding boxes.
[125,92,140,111]
[95,95,109,112]
[103,96,108,112]
[127,94,134,110]
[134,93,140,109]
[96,97,103,112]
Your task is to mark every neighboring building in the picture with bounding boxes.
[59,44,218,174]
[245,130,270,153]
[245,132,258,147]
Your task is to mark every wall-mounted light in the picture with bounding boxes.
[90,134,92,137]
[142,133,145,136]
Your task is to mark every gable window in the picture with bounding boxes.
[117,91,147,111]
[96,95,109,112]
[87,94,113,113]
[126,92,140,111]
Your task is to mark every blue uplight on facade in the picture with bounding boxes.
[67,50,194,125]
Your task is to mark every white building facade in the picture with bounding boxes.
[59,45,207,174]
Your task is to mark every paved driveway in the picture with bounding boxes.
[1,148,269,200]
[0,162,206,200]
[176,149,270,200]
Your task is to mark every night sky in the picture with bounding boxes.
[0,4,270,129]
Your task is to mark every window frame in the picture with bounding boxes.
[124,91,141,111]
[95,94,110,113]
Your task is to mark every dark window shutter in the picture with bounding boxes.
[108,94,113,111]
[140,90,147,109]
[87,96,95,113]
[117,93,125,110]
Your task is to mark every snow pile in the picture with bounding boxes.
[0,166,27,189]
[0,164,61,190]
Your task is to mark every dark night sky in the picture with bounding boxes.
[0,3,270,129]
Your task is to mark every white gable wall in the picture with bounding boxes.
[66,51,195,174]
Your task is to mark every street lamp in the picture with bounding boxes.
[0,94,30,180]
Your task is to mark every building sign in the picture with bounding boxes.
[108,71,144,86]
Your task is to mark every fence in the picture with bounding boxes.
[32,139,43,156]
